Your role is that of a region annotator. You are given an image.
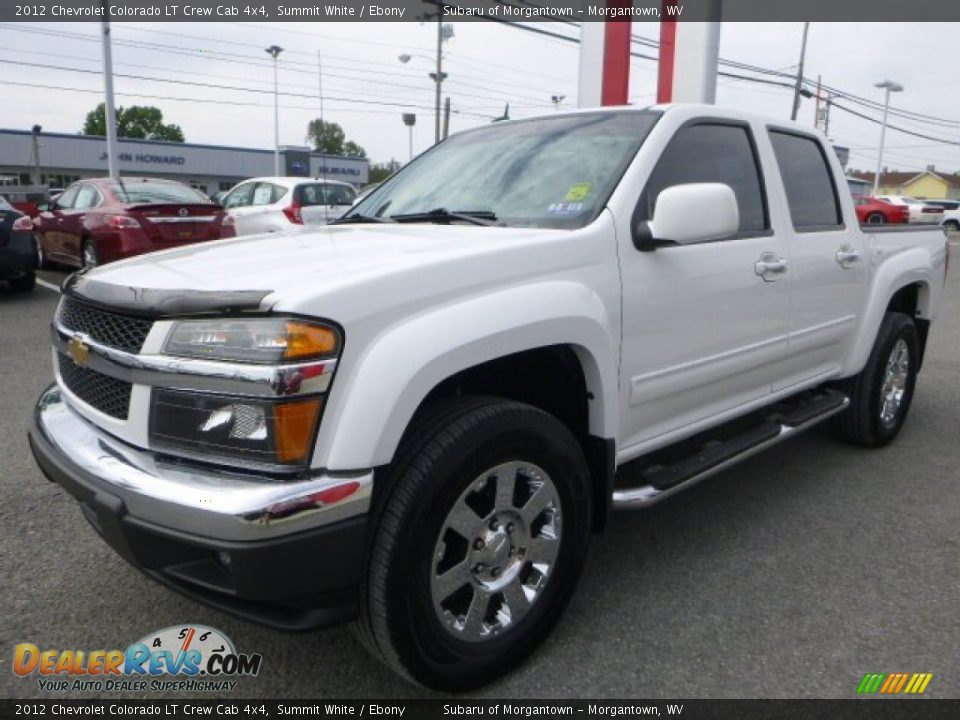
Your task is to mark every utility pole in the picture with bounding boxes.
[822,93,833,137]
[434,18,442,143]
[99,5,119,180]
[442,97,451,140]
[814,74,822,129]
[790,21,810,121]
[265,45,284,176]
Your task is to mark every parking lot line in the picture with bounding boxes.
[35,278,61,293]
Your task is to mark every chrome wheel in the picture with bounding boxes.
[880,338,910,426]
[430,461,562,643]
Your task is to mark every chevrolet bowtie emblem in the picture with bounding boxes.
[67,336,90,367]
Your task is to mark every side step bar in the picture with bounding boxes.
[612,390,850,509]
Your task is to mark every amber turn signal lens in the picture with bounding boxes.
[283,321,339,361]
[274,398,323,463]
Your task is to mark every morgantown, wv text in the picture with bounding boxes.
[441,705,684,717]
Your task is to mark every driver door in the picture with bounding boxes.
[618,120,791,454]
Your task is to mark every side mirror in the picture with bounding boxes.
[634,183,739,250]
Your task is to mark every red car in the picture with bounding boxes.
[34,177,235,269]
[853,195,909,225]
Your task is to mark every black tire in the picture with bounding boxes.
[830,312,919,447]
[866,212,885,225]
[10,272,36,292]
[357,396,592,691]
[944,219,960,232]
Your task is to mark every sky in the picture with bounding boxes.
[1,20,959,175]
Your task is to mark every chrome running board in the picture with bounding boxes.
[612,391,850,510]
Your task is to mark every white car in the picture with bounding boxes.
[922,199,960,231]
[220,177,357,235]
[873,195,944,224]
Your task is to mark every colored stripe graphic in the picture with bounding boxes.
[858,672,932,694]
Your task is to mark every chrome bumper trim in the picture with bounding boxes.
[52,320,336,397]
[34,385,371,541]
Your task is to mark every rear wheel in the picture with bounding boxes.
[944,219,959,232]
[82,239,98,269]
[357,397,592,691]
[830,312,919,447]
[866,212,885,224]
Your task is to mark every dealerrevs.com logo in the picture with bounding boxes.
[13,625,263,693]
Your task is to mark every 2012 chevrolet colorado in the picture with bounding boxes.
[29,105,949,690]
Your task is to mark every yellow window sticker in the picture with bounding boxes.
[565,182,592,202]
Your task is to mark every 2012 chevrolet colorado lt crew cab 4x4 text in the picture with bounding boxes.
[29,105,949,690]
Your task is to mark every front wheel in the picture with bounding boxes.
[357,397,592,691]
[944,219,959,232]
[830,312,919,447]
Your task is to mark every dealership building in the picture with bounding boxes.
[0,129,369,196]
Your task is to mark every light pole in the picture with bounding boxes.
[873,79,903,195]
[100,4,119,180]
[265,45,284,176]
[30,125,42,187]
[399,23,452,144]
[402,113,416,161]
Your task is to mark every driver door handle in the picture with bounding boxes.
[754,252,789,281]
[836,245,862,267]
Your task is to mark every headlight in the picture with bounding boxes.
[164,318,339,364]
[151,389,322,469]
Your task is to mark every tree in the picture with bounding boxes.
[306,119,367,158]
[82,103,185,142]
[368,160,402,184]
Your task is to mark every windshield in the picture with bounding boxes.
[110,182,211,205]
[351,111,660,229]
[0,196,13,210]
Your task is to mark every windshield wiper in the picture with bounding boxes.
[390,208,498,226]
[329,213,391,225]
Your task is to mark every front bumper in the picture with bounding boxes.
[29,384,372,630]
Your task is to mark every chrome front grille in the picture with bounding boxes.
[57,352,132,420]
[58,297,153,354]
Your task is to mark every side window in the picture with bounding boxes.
[769,130,843,230]
[223,183,254,209]
[251,182,286,205]
[74,185,100,209]
[639,122,768,235]
[56,185,80,210]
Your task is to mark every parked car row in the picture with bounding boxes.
[852,194,956,227]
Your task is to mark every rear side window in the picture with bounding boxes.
[252,182,287,206]
[769,131,843,230]
[74,185,100,209]
[297,183,357,206]
[56,185,80,209]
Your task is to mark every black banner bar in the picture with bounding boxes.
[3,700,960,719]
[3,0,960,23]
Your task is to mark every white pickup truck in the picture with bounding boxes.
[30,104,948,691]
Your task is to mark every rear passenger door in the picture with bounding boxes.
[618,119,792,451]
[765,129,867,389]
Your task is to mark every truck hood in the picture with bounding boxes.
[83,223,586,316]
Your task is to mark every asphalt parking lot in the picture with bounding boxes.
[2,249,958,701]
